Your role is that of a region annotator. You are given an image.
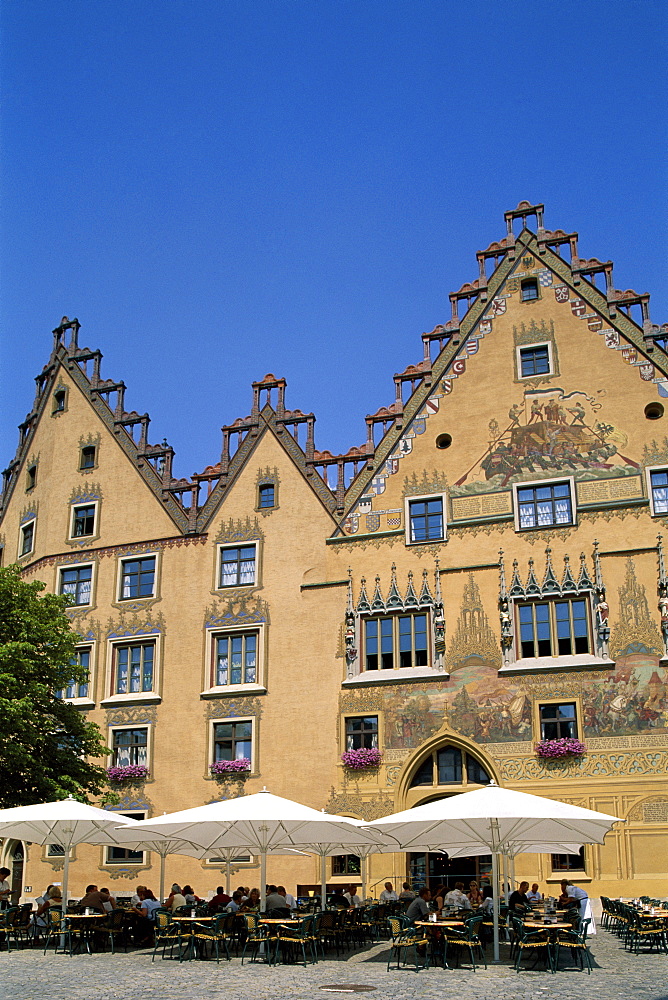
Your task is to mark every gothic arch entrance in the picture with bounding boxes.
[2,841,24,906]
[396,734,500,892]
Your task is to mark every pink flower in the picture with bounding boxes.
[106,765,149,783]
[341,747,382,770]
[535,738,587,759]
[210,758,251,776]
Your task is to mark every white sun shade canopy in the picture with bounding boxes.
[113,789,385,855]
[366,782,621,855]
[0,796,140,848]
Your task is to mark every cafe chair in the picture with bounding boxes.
[100,907,128,953]
[442,913,487,971]
[240,912,270,964]
[190,912,231,963]
[386,915,429,972]
[42,907,63,954]
[554,916,593,972]
[271,914,317,966]
[512,918,555,974]
[151,908,183,962]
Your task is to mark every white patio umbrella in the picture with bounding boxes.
[0,796,140,910]
[366,781,621,962]
[110,829,210,902]
[114,788,384,912]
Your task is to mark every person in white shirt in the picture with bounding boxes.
[0,868,12,909]
[344,884,362,907]
[526,883,543,902]
[379,882,398,903]
[278,886,296,909]
[562,880,596,935]
[443,882,472,910]
[130,884,146,907]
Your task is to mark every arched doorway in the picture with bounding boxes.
[3,842,24,906]
[398,738,497,892]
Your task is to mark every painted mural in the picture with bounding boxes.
[451,385,638,497]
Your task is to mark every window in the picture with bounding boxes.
[258,484,275,508]
[408,498,444,543]
[112,728,148,767]
[521,278,539,302]
[648,469,668,516]
[364,613,428,671]
[213,720,253,764]
[59,564,92,606]
[515,481,573,529]
[206,853,251,865]
[539,702,578,740]
[551,847,585,872]
[332,855,361,875]
[71,504,96,538]
[80,445,96,470]
[519,601,589,658]
[112,642,155,695]
[219,545,256,588]
[46,844,66,857]
[519,344,551,377]
[20,520,35,556]
[345,716,378,750]
[120,557,155,599]
[214,632,257,686]
[53,389,66,413]
[409,745,491,788]
[106,812,145,865]
[56,647,91,700]
[27,465,37,490]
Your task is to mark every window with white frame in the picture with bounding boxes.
[106,811,146,865]
[111,641,155,695]
[518,342,552,378]
[70,503,96,538]
[55,646,91,700]
[119,556,156,600]
[406,496,445,544]
[514,480,574,530]
[213,630,258,687]
[517,599,590,659]
[218,544,256,588]
[111,728,148,767]
[20,519,35,556]
[59,564,93,606]
[364,613,428,671]
[648,468,668,516]
[212,719,253,766]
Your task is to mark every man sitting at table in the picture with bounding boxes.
[344,884,362,907]
[265,886,290,916]
[444,882,472,910]
[208,886,231,912]
[78,884,112,913]
[277,885,296,910]
[526,883,542,902]
[406,888,432,923]
[399,882,416,901]
[379,882,398,903]
[225,891,245,913]
[508,881,530,912]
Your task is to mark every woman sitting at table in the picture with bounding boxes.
[34,886,62,926]
[182,885,199,905]
[166,884,187,912]
[132,888,161,946]
[432,885,447,913]
[239,888,261,911]
[467,880,483,906]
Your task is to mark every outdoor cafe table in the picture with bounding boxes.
[171,915,215,960]
[414,919,465,969]
[64,912,106,954]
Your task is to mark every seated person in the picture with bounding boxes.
[398,882,416,901]
[379,882,398,903]
[225,891,245,913]
[432,885,447,913]
[526,883,543,902]
[78,884,112,913]
[444,882,472,910]
[406,888,432,923]
[131,888,161,945]
[508,881,530,912]
[277,885,296,910]
[329,888,349,909]
[467,880,483,906]
[480,885,494,915]
[182,885,199,905]
[130,884,146,907]
[208,886,231,912]
[264,886,290,916]
[34,886,62,927]
[239,888,261,911]
[99,887,116,912]
[344,884,362,908]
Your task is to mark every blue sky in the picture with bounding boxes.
[2,0,666,480]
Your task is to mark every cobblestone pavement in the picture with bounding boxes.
[2,929,667,1000]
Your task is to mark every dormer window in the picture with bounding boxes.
[521,278,539,301]
[53,389,67,413]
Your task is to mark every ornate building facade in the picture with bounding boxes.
[2,201,667,900]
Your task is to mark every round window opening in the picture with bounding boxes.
[645,402,664,421]
[436,433,452,450]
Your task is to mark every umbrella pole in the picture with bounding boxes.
[59,844,71,951]
[159,850,166,904]
[260,851,267,913]
[361,854,367,902]
[509,854,516,894]
[226,852,231,896]
[320,853,327,912]
[492,850,500,964]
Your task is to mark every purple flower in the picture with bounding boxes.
[210,758,251,776]
[106,765,149,783]
[535,738,587,759]
[341,747,382,770]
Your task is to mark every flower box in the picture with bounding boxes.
[535,738,587,759]
[106,765,149,784]
[341,747,382,770]
[210,758,251,777]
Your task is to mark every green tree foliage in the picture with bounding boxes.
[0,565,109,806]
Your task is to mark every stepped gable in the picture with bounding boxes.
[333,200,668,531]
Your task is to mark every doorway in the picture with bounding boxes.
[409,851,492,891]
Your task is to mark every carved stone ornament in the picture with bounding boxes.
[214,516,264,544]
